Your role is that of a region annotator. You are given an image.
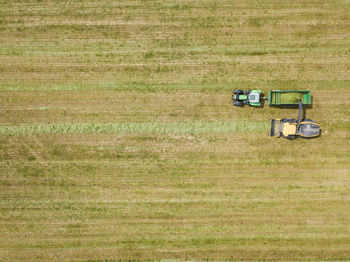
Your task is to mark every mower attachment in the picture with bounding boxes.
[269,119,281,137]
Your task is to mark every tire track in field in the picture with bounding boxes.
[21,136,53,162]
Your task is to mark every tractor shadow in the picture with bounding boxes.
[257,97,266,108]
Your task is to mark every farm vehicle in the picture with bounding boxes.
[231,89,320,139]
[232,90,312,107]
[269,99,321,139]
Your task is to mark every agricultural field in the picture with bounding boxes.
[1,0,350,260]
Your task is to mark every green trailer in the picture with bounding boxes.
[268,90,312,106]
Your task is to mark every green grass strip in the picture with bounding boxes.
[0,122,269,135]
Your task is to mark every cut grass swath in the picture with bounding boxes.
[0,121,269,135]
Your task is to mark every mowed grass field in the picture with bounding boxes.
[1,0,350,260]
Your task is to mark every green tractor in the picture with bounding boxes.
[232,89,262,107]
[269,99,321,139]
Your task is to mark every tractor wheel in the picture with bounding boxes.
[233,101,243,107]
[232,89,244,94]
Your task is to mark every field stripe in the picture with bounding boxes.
[0,121,268,135]
[1,80,350,92]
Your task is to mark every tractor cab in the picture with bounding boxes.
[248,93,260,104]
[297,121,321,138]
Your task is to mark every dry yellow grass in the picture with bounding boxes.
[1,133,350,260]
[1,0,350,261]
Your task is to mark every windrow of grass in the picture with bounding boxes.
[0,121,268,135]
